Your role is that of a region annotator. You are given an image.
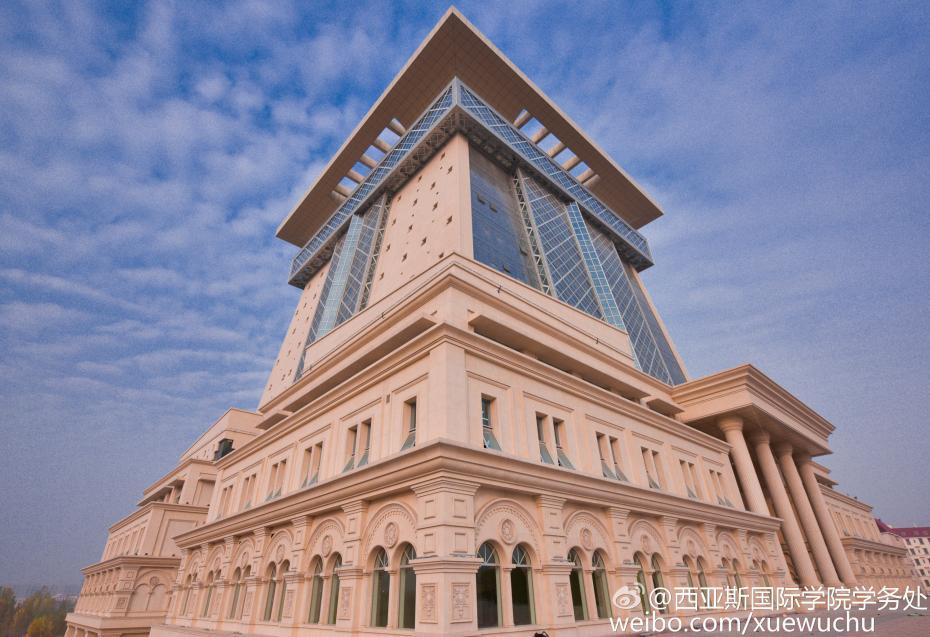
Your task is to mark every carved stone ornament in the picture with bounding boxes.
[556,583,572,616]
[149,576,160,587]
[275,545,285,563]
[321,535,333,557]
[640,534,652,554]
[384,522,398,548]
[500,519,516,545]
[687,539,697,556]
[420,583,437,623]
[581,527,594,550]
[451,583,470,622]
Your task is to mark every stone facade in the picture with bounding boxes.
[67,8,919,637]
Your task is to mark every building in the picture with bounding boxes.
[66,8,918,637]
[877,521,930,592]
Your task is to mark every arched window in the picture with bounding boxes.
[326,554,342,625]
[180,574,193,616]
[651,554,668,614]
[634,553,651,615]
[476,542,501,628]
[511,545,535,625]
[756,560,772,588]
[568,549,588,620]
[592,551,611,619]
[228,568,242,620]
[263,563,277,621]
[398,545,416,629]
[201,571,215,617]
[276,560,290,622]
[306,559,323,624]
[370,549,390,627]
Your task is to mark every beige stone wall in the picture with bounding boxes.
[260,259,332,408]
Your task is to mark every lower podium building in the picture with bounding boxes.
[67,9,917,637]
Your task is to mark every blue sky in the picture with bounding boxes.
[0,1,927,590]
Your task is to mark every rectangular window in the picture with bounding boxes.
[343,425,358,473]
[357,420,371,468]
[240,474,256,510]
[641,447,662,489]
[538,415,554,464]
[553,419,574,469]
[680,461,698,500]
[609,436,628,482]
[709,470,732,506]
[596,433,614,478]
[481,396,501,450]
[401,399,417,450]
[302,443,323,487]
[266,460,286,500]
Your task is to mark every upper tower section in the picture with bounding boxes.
[261,8,687,407]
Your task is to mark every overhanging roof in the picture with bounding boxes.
[276,7,664,248]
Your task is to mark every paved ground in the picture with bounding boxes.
[636,609,930,636]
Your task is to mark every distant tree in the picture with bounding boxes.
[6,589,72,637]
[0,587,17,637]
[24,618,52,637]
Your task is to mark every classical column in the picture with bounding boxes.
[751,432,819,587]
[796,454,858,586]
[775,444,842,587]
[718,417,769,515]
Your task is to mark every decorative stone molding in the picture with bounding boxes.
[555,582,572,616]
[450,582,470,622]
[384,522,399,548]
[420,583,437,623]
[337,586,352,620]
[500,519,516,545]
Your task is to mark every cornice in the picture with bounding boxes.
[81,554,181,575]
[109,501,208,534]
[174,438,778,549]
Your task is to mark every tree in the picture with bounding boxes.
[0,587,17,637]
[24,618,53,637]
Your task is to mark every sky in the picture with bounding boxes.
[0,1,927,591]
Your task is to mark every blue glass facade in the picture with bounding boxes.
[289,80,685,385]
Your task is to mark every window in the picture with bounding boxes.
[680,460,701,500]
[240,474,256,510]
[568,549,587,620]
[229,566,249,620]
[266,459,286,501]
[370,549,390,627]
[343,421,371,472]
[592,551,611,619]
[263,563,277,621]
[343,426,358,472]
[200,571,214,617]
[276,561,290,622]
[326,555,342,624]
[302,443,323,487]
[398,545,416,629]
[609,436,628,481]
[481,396,502,450]
[708,470,733,506]
[650,554,668,614]
[511,545,535,625]
[476,542,501,628]
[537,415,554,464]
[306,560,323,623]
[401,399,417,451]
[596,433,615,478]
[357,420,371,468]
[641,447,663,489]
[553,419,574,469]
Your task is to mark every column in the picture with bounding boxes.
[751,432,819,587]
[717,417,768,515]
[796,454,858,586]
[775,444,842,587]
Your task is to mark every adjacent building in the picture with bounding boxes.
[67,8,918,637]
[877,521,930,592]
